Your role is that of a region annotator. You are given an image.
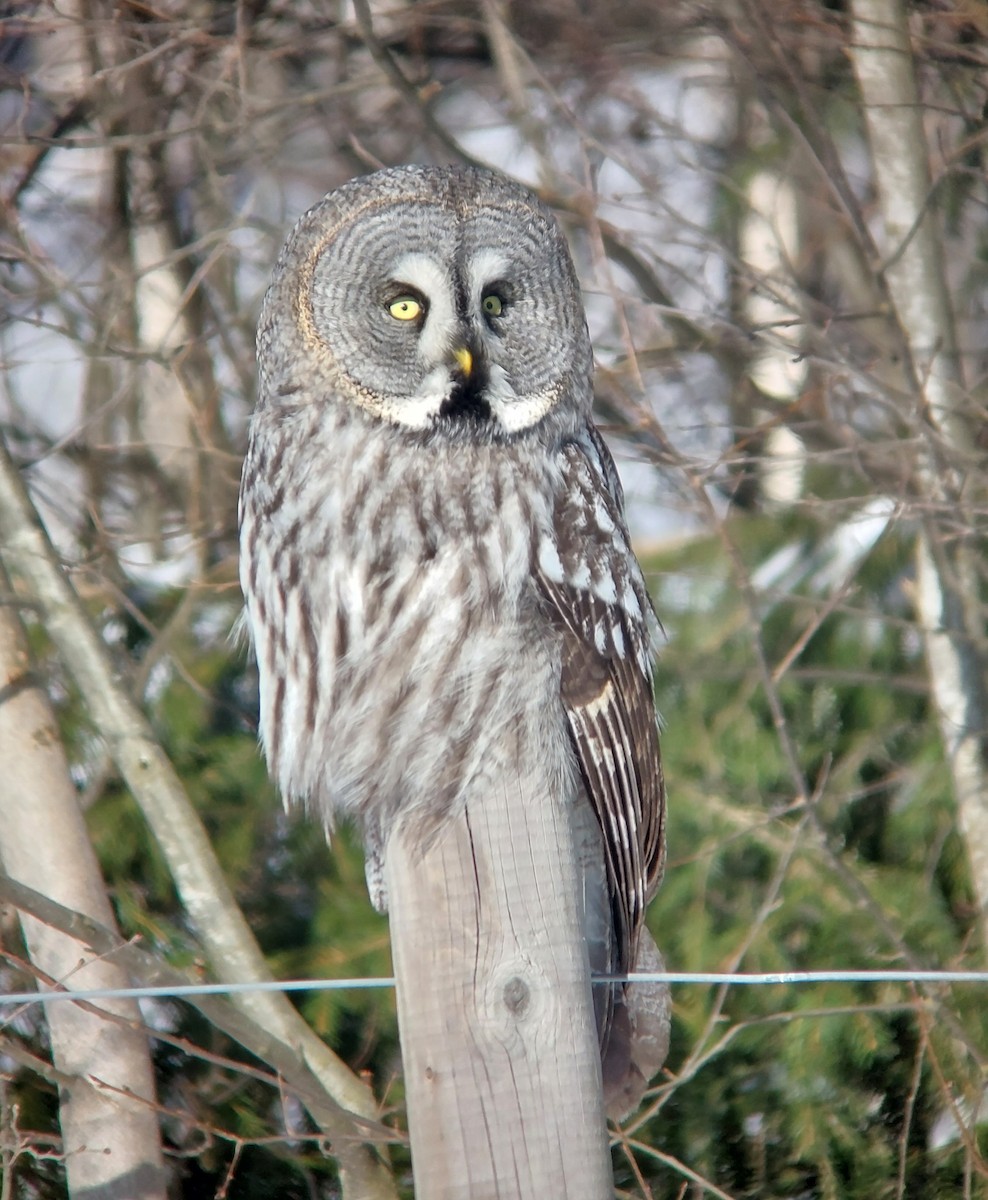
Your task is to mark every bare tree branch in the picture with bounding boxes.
[0,873,400,1153]
[0,437,397,1200]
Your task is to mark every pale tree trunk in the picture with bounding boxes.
[386,773,612,1199]
[0,568,168,1200]
[740,168,808,507]
[0,442,398,1200]
[850,0,988,936]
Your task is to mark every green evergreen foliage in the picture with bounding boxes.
[624,516,986,1196]
[8,504,980,1198]
[5,499,984,1197]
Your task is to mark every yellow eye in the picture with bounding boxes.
[482,294,503,317]
[389,296,422,321]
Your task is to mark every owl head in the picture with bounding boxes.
[257,165,594,442]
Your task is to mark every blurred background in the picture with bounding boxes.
[1,2,987,1196]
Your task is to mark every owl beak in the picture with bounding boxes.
[442,343,490,422]
[451,347,473,377]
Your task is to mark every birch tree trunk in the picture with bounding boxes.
[850,0,988,937]
[0,568,168,1200]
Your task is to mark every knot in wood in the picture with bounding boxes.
[502,975,530,1016]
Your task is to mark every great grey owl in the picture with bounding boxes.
[238,164,669,1116]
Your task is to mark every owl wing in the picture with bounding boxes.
[536,425,666,975]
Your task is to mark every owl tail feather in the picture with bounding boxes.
[600,931,671,1121]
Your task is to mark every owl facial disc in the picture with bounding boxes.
[292,173,592,439]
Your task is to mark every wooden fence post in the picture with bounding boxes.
[385,769,613,1199]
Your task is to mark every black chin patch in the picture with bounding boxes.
[440,365,491,423]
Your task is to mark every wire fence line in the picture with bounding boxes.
[3,970,988,1009]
